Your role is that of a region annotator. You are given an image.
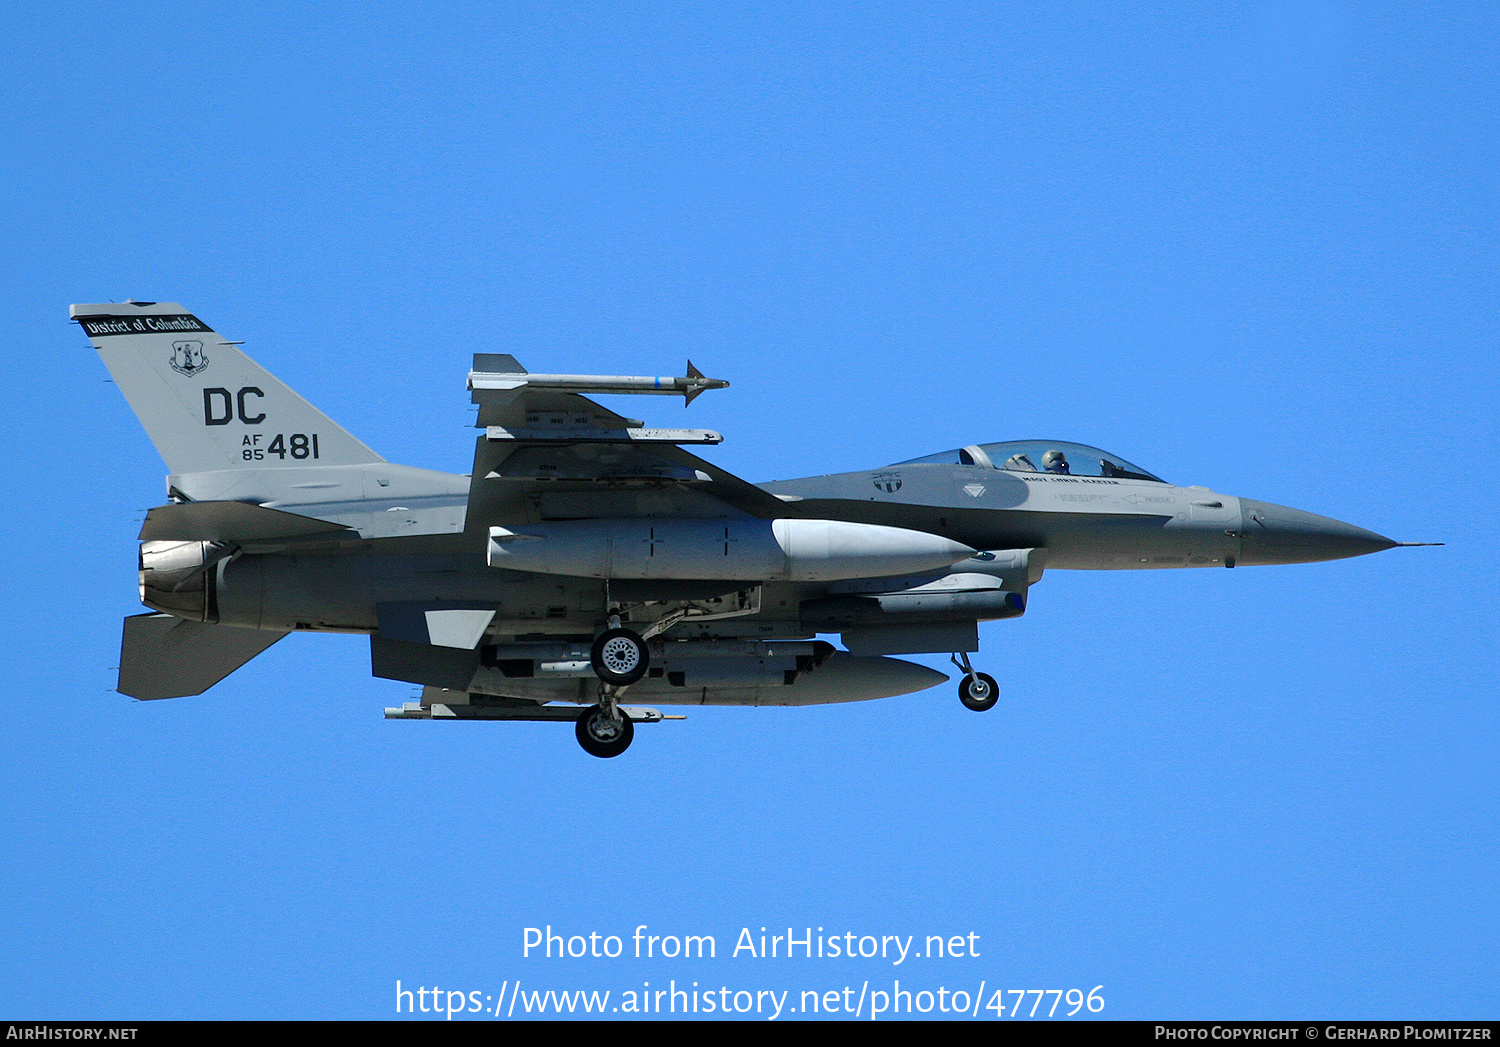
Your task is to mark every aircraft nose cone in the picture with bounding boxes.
[1238,498,1397,565]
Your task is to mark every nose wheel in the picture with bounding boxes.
[952,652,999,712]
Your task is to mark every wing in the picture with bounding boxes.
[461,354,785,532]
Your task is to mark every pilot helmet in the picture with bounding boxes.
[1042,449,1069,473]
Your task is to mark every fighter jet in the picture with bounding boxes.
[79,301,1432,757]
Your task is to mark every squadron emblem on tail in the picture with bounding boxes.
[170,340,209,376]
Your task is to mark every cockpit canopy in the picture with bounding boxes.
[894,440,1166,483]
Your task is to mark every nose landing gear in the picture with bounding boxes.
[951,652,999,712]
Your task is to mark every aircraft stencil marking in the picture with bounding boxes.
[78,300,1437,757]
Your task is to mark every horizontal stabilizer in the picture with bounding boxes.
[119,613,288,699]
[139,501,356,542]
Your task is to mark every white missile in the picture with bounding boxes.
[469,361,729,404]
[488,518,976,581]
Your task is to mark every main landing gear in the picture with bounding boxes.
[578,616,649,756]
[576,703,635,758]
[590,627,650,685]
[951,652,999,712]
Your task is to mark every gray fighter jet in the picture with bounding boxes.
[79,301,1432,757]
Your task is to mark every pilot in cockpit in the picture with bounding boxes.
[1042,449,1071,474]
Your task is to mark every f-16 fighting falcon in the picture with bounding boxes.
[79,301,1434,757]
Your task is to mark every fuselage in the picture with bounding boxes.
[762,463,1244,569]
[143,439,1395,639]
[760,438,1394,570]
[81,298,1408,737]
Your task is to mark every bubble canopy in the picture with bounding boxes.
[893,440,1167,483]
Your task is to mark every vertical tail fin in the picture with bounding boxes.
[75,301,383,475]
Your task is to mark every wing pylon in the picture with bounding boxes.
[462,355,784,532]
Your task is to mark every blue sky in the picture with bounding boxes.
[0,1,1494,1020]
